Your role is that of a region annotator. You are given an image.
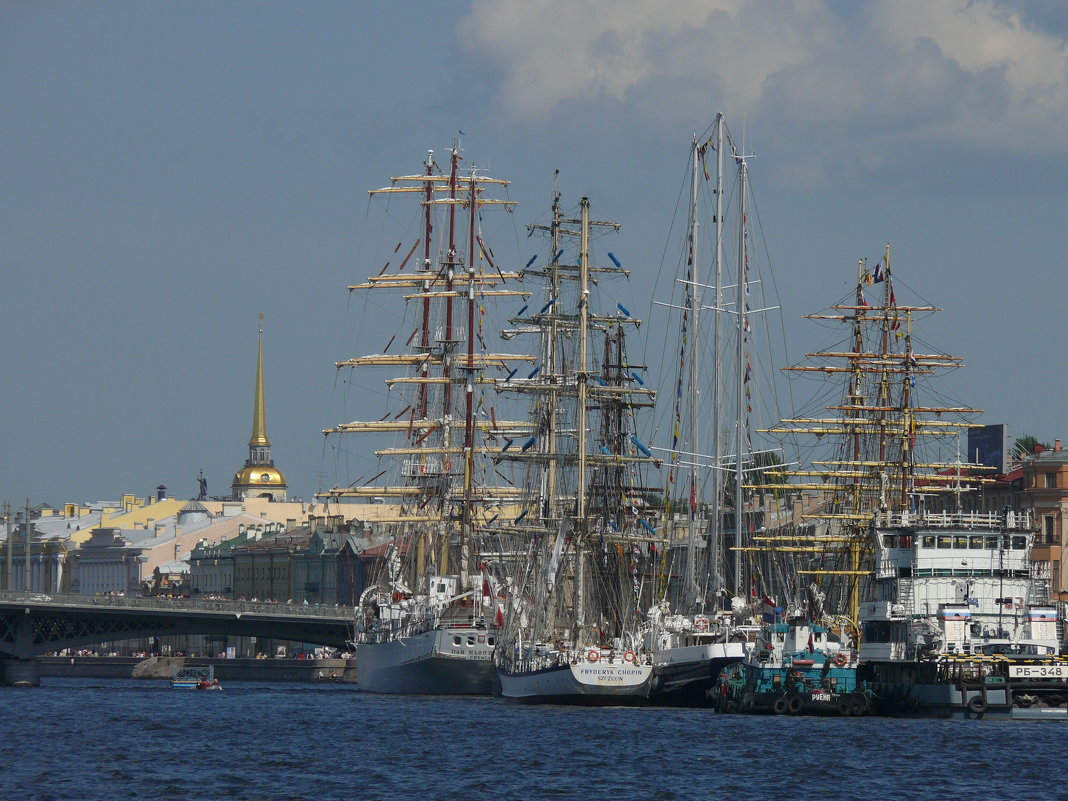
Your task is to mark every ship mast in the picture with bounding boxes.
[682,132,702,608]
[496,188,661,652]
[732,152,748,597]
[752,244,991,631]
[321,150,533,586]
[708,113,726,606]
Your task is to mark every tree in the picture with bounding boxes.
[1014,434,1049,457]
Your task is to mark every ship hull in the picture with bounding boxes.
[356,627,496,695]
[866,660,1068,720]
[649,641,746,706]
[498,661,654,705]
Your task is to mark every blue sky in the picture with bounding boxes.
[2,0,1067,506]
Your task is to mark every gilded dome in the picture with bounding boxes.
[232,466,288,487]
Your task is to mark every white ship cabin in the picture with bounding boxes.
[755,619,847,666]
[428,575,460,604]
[428,574,489,624]
[859,510,1060,660]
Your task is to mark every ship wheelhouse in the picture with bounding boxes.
[860,509,1059,661]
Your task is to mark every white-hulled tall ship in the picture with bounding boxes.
[324,144,533,694]
[491,186,663,704]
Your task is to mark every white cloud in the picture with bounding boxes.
[460,0,1068,163]
[459,0,836,118]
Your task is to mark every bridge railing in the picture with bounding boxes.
[0,591,354,620]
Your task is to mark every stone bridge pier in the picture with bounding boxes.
[1,615,40,686]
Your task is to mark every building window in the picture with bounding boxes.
[1046,472,1058,489]
[1045,516,1056,544]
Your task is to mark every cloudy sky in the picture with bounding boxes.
[2,0,1066,506]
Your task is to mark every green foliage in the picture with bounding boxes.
[1014,434,1048,456]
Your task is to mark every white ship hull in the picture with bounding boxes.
[356,627,497,695]
[498,660,654,705]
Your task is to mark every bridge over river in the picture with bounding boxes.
[0,591,354,685]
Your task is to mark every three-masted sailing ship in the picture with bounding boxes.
[491,186,664,704]
[719,246,929,715]
[731,245,1063,718]
[324,145,534,694]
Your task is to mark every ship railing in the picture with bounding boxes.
[0,591,353,619]
[875,509,1032,530]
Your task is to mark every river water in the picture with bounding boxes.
[1,678,1062,801]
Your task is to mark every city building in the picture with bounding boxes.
[1023,440,1068,602]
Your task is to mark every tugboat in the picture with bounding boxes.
[716,610,870,716]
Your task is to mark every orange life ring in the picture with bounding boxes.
[694,616,710,632]
[444,460,453,471]
[586,649,600,663]
[623,650,636,663]
[833,652,848,667]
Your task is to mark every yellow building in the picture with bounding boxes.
[232,315,288,502]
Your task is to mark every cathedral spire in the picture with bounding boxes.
[232,312,288,502]
[250,312,269,448]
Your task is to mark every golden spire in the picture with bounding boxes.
[249,313,270,447]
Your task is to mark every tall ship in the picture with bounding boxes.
[847,252,1065,718]
[647,114,782,704]
[324,144,533,694]
[491,185,663,704]
[747,245,1066,718]
[721,246,932,716]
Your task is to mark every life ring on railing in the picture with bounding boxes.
[444,460,452,472]
[694,616,710,632]
[623,650,636,663]
[586,649,600,663]
[833,653,848,667]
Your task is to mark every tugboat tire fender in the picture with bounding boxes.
[967,695,988,715]
[773,696,789,715]
[787,694,803,714]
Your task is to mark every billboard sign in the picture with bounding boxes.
[968,423,1009,474]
